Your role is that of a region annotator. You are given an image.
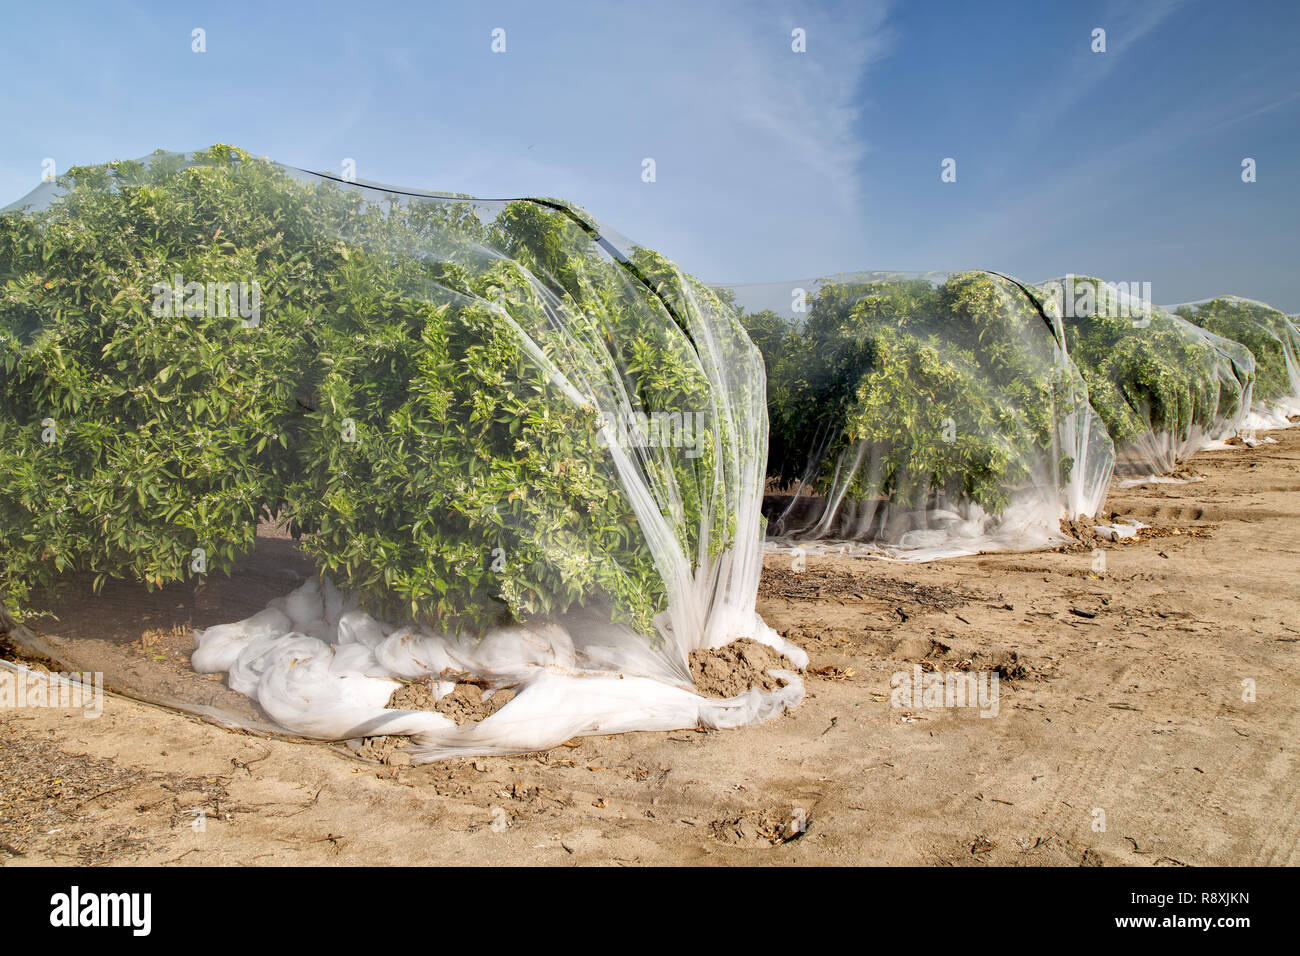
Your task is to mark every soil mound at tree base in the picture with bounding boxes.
[690,639,798,697]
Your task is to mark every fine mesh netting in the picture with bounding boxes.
[0,146,804,761]
[1168,295,1300,433]
[1030,277,1255,478]
[721,271,1114,560]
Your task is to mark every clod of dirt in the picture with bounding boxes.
[1058,514,1103,550]
[690,639,797,697]
[385,679,517,727]
[970,834,997,855]
[710,808,808,846]
[433,683,517,726]
[905,637,1045,682]
[349,682,526,763]
[387,680,436,711]
[352,735,408,764]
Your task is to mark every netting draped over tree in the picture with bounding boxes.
[1168,295,1300,433]
[0,147,804,760]
[1030,277,1255,478]
[723,271,1114,559]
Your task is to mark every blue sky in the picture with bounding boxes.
[1,0,1297,307]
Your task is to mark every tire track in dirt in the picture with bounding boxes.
[1243,740,1300,866]
[1034,705,1139,854]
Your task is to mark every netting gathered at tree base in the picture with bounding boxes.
[0,146,804,761]
[722,271,1114,560]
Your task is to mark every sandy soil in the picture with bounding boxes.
[2,429,1298,867]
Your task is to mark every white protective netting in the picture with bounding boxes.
[1031,277,1255,479]
[0,147,804,761]
[722,271,1114,560]
[1168,295,1300,434]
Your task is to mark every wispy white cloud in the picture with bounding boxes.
[368,1,895,282]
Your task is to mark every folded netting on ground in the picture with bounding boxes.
[0,146,803,760]
[1029,277,1255,479]
[1168,296,1300,433]
[721,271,1114,560]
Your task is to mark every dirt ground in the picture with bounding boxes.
[2,429,1298,867]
